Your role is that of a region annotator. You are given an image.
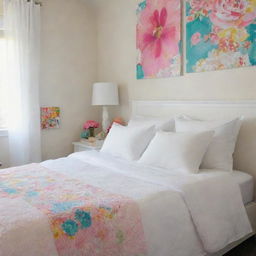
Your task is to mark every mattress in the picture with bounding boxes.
[231,171,254,205]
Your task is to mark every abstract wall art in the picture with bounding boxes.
[41,107,60,129]
[136,0,182,79]
[186,0,256,73]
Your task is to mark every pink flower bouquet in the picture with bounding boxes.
[82,120,99,138]
[83,120,99,130]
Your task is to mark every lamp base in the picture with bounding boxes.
[102,106,110,133]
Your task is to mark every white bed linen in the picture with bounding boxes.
[175,117,241,171]
[41,151,252,256]
[199,170,254,205]
[139,131,214,174]
[128,116,175,131]
[181,175,251,253]
[101,123,155,161]
[232,171,254,205]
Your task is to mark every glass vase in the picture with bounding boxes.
[89,127,95,137]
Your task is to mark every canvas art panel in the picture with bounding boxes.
[41,107,60,129]
[186,0,256,73]
[136,0,182,79]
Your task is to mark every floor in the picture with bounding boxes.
[224,236,256,256]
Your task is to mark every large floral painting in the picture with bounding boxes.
[136,0,181,79]
[186,0,256,73]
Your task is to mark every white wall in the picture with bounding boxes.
[40,0,100,160]
[96,0,256,120]
[0,0,100,167]
[0,0,2,16]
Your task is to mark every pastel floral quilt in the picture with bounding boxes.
[0,164,147,256]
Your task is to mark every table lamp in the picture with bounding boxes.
[92,82,119,133]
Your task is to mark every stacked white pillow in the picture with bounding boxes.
[128,116,175,131]
[139,131,214,174]
[101,116,174,162]
[101,114,242,174]
[175,116,242,171]
[101,123,155,161]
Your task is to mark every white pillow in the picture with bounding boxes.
[139,131,214,174]
[128,116,174,131]
[175,117,242,171]
[101,123,155,161]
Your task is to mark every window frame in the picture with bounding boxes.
[0,16,7,135]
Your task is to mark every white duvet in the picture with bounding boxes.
[37,150,252,256]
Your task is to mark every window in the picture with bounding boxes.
[0,15,7,130]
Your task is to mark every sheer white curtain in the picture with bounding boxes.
[3,0,41,166]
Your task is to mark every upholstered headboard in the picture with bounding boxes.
[132,100,256,200]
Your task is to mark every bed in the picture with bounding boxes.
[0,100,256,256]
[132,100,256,255]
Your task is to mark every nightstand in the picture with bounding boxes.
[72,140,104,153]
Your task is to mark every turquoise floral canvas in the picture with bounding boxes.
[186,0,256,73]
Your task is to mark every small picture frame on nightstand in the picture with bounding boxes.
[72,139,104,153]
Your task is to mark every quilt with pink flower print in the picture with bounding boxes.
[0,164,147,256]
[186,0,256,73]
[136,0,181,79]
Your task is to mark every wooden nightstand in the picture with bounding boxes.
[72,140,104,153]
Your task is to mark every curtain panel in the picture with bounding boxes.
[3,0,41,165]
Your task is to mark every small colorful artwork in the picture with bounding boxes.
[41,107,60,129]
[136,0,182,79]
[186,0,256,73]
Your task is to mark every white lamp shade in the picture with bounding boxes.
[92,82,119,106]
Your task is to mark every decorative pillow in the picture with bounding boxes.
[101,123,155,161]
[139,131,214,174]
[175,117,242,171]
[128,116,174,132]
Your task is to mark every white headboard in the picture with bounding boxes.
[132,100,256,200]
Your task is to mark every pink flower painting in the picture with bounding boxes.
[137,0,181,79]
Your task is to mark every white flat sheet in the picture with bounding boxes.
[232,171,254,205]
[199,169,254,205]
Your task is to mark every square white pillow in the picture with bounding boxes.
[175,117,242,171]
[128,116,174,132]
[139,131,214,174]
[101,123,155,161]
